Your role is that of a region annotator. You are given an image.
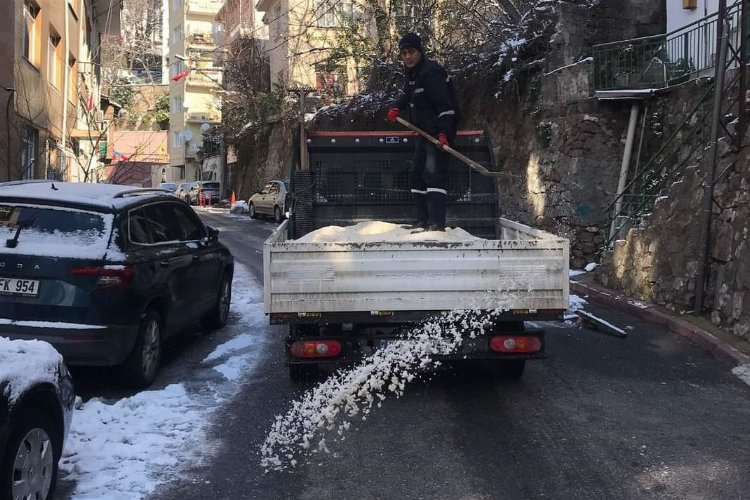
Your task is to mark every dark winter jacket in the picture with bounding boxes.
[395,57,459,138]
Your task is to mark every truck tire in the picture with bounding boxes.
[288,364,319,382]
[495,359,526,379]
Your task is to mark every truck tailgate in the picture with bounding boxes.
[264,218,569,315]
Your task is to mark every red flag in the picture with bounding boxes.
[87,92,94,110]
[171,69,191,82]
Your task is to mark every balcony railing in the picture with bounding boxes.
[187,32,215,46]
[592,1,744,91]
[186,69,223,87]
[186,111,220,123]
[186,0,224,16]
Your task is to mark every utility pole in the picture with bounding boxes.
[287,86,314,170]
[694,0,729,315]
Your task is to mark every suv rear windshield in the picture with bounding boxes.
[0,204,111,257]
[202,182,220,190]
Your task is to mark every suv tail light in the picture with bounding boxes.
[489,335,542,353]
[290,340,342,358]
[70,265,134,288]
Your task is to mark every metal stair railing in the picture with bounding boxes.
[592,1,744,91]
[604,82,715,246]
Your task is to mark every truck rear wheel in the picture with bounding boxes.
[288,364,319,382]
[486,359,525,379]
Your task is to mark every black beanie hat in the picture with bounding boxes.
[399,33,423,53]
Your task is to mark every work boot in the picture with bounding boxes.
[426,191,447,229]
[414,192,428,225]
[403,220,428,230]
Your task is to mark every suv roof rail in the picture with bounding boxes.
[112,188,172,199]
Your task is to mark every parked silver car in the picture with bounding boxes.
[248,180,289,223]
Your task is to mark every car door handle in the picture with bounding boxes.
[159,260,170,267]
[192,254,200,261]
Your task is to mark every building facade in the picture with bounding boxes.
[255,0,366,96]
[0,0,122,183]
[168,0,224,182]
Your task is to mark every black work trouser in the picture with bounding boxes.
[409,136,450,227]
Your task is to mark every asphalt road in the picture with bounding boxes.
[68,209,750,500]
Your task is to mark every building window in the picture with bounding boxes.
[172,130,183,148]
[273,6,282,38]
[170,61,184,79]
[315,0,354,28]
[315,64,346,96]
[23,2,40,66]
[171,96,183,113]
[171,24,182,45]
[48,33,62,89]
[20,127,38,180]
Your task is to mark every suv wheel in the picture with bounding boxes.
[201,272,232,329]
[1,408,61,500]
[274,206,283,223]
[248,203,257,219]
[122,308,162,388]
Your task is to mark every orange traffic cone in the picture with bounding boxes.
[230,189,237,205]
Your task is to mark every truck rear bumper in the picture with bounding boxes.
[286,329,545,366]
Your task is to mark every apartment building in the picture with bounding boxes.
[217,0,268,41]
[0,0,122,183]
[255,0,365,95]
[168,0,224,182]
[120,0,170,84]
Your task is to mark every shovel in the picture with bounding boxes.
[395,117,506,178]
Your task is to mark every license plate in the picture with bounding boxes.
[0,277,40,296]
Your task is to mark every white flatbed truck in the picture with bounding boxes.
[263,129,569,379]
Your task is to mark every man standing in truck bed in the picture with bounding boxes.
[388,32,460,232]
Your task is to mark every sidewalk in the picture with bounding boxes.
[570,272,750,368]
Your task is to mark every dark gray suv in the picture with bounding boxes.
[0,181,234,387]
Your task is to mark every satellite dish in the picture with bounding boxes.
[182,130,193,142]
[200,123,211,133]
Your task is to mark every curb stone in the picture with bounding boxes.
[570,279,750,368]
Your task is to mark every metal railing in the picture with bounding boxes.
[592,1,744,91]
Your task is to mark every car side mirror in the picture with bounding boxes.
[206,225,219,241]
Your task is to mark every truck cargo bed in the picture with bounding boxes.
[264,218,569,320]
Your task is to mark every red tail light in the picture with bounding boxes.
[70,266,134,288]
[290,340,342,358]
[489,335,542,353]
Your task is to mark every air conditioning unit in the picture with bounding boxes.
[94,110,104,122]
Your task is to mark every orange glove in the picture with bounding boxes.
[387,108,400,123]
[437,133,449,148]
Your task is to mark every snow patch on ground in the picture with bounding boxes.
[732,364,750,386]
[59,263,267,499]
[60,384,206,499]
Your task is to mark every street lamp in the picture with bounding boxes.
[2,87,16,182]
